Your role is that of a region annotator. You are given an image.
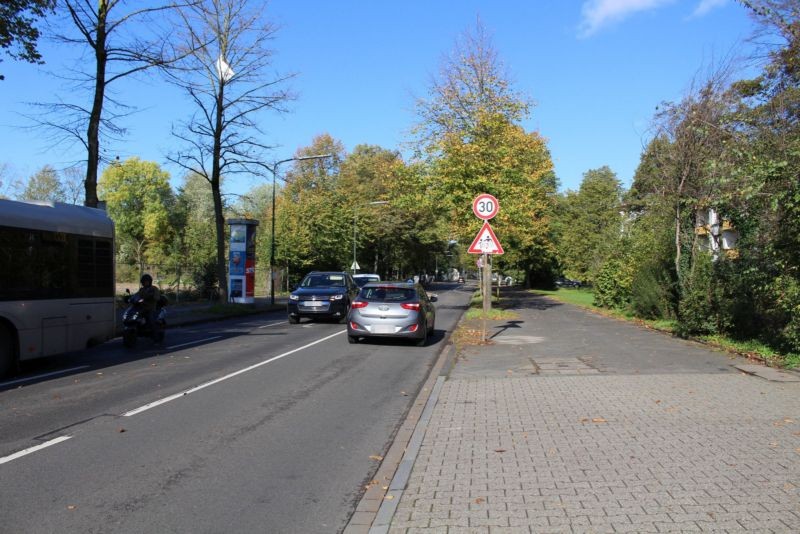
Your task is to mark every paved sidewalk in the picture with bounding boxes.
[377,289,800,533]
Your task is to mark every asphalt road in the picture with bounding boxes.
[0,283,474,534]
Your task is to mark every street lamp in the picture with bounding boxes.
[266,154,332,304]
[353,200,389,274]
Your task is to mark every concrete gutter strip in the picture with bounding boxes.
[369,375,445,534]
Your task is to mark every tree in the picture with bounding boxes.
[556,167,623,284]
[169,0,294,302]
[277,135,346,274]
[643,69,737,289]
[60,165,85,204]
[173,171,217,294]
[98,157,174,274]
[21,164,66,202]
[410,21,556,286]
[0,163,23,199]
[412,18,529,152]
[430,112,556,286]
[0,0,55,80]
[29,0,190,207]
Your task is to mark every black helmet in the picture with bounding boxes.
[140,274,153,285]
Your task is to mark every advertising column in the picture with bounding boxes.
[227,218,259,304]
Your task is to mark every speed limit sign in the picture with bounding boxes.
[472,193,499,220]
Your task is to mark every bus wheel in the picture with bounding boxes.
[0,324,16,378]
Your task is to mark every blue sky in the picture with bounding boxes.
[0,0,758,197]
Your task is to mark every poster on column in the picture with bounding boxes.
[245,223,257,298]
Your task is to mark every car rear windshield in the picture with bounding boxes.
[360,286,416,302]
[301,274,345,287]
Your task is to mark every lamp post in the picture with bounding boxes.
[266,154,332,305]
[353,200,389,274]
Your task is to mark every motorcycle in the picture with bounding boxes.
[122,289,168,347]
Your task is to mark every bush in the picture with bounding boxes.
[630,264,671,320]
[593,258,631,309]
[677,252,717,337]
[193,261,219,299]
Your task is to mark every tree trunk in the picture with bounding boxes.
[212,81,228,302]
[84,0,108,208]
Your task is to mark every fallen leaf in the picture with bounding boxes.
[579,418,589,424]
[118,428,126,433]
[384,495,394,500]
[400,391,408,396]
[369,455,383,461]
[67,505,76,511]
[494,449,506,453]
[475,497,485,504]
[592,418,607,423]
[655,400,661,404]
[769,442,779,448]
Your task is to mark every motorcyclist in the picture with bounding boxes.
[133,274,162,340]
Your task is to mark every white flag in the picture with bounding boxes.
[216,55,234,82]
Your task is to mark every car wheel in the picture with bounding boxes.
[288,315,299,324]
[415,323,427,347]
[347,335,359,344]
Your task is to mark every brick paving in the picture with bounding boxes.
[381,292,800,533]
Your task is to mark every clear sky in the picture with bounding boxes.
[0,0,759,198]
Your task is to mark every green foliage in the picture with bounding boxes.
[556,166,623,284]
[592,258,632,309]
[173,172,217,291]
[677,252,717,336]
[21,164,65,203]
[99,157,175,270]
[0,0,55,79]
[630,263,671,320]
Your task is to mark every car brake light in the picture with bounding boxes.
[351,301,368,309]
[407,324,419,332]
[401,302,420,311]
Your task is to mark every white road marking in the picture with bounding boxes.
[0,366,91,388]
[123,330,346,417]
[258,321,287,329]
[167,336,223,350]
[0,436,72,466]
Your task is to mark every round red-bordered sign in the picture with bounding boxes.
[472,194,499,220]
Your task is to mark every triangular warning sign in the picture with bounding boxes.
[467,221,504,254]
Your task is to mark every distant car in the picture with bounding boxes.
[287,271,359,324]
[346,282,437,346]
[353,273,381,288]
[555,277,582,288]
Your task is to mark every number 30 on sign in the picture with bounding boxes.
[472,193,499,220]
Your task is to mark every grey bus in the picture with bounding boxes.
[0,199,116,377]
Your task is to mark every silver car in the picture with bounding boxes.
[346,282,436,346]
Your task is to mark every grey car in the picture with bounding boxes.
[346,282,436,346]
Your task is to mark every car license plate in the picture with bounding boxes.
[373,325,395,334]
[303,301,324,307]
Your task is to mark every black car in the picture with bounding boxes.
[555,277,582,288]
[288,271,359,323]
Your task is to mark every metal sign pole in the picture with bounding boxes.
[482,252,491,342]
